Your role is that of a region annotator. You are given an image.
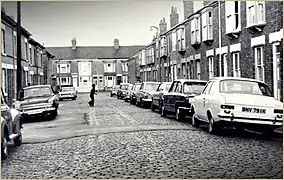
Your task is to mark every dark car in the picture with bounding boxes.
[129,83,142,105]
[110,85,120,97]
[1,88,22,160]
[151,82,172,113]
[58,86,78,101]
[136,82,161,108]
[117,83,131,99]
[14,85,59,120]
[124,84,134,102]
[161,79,207,121]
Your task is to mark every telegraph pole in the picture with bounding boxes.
[16,1,22,100]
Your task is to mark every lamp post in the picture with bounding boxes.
[150,25,161,82]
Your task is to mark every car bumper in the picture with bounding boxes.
[21,107,56,116]
[217,113,283,127]
[59,95,76,99]
[142,98,152,102]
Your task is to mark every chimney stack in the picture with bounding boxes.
[71,37,76,50]
[159,17,167,34]
[170,7,179,28]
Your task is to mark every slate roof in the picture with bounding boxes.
[46,45,146,60]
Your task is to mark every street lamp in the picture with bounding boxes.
[150,25,161,82]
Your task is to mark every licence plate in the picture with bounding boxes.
[242,107,266,114]
[28,109,43,115]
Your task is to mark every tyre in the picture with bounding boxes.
[13,134,22,146]
[136,99,141,107]
[151,102,155,112]
[161,105,167,117]
[208,116,221,135]
[72,97,76,100]
[50,109,58,120]
[191,113,200,128]
[110,93,113,97]
[1,137,8,160]
[175,108,185,121]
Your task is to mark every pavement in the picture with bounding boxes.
[1,92,283,179]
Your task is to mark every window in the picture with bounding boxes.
[246,1,265,27]
[177,27,186,51]
[226,1,241,33]
[13,32,16,57]
[172,31,177,52]
[232,52,241,77]
[108,77,112,80]
[25,41,28,60]
[1,29,6,54]
[196,60,201,80]
[208,57,214,79]
[219,54,228,77]
[160,36,167,56]
[29,47,32,64]
[175,82,182,93]
[202,9,213,41]
[169,82,177,93]
[191,15,201,44]
[255,47,264,81]
[202,81,213,94]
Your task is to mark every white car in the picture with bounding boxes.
[190,77,283,135]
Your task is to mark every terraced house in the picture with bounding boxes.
[1,8,55,105]
[47,38,144,92]
[130,1,283,101]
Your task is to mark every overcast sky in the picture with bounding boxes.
[2,1,184,47]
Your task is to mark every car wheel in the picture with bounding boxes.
[13,134,22,146]
[151,101,155,112]
[50,109,58,120]
[159,102,163,114]
[191,113,200,128]
[175,108,184,121]
[110,93,113,97]
[136,99,140,107]
[208,117,220,135]
[161,105,167,117]
[1,136,8,160]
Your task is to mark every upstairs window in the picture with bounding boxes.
[177,27,186,51]
[246,1,266,27]
[226,1,241,33]
[202,8,213,41]
[172,31,177,52]
[191,15,201,45]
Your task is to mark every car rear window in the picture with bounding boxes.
[219,80,273,97]
[183,82,207,95]
[23,87,52,98]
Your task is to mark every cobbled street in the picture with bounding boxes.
[1,92,283,179]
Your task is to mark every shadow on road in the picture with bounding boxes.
[22,115,56,124]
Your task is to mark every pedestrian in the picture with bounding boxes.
[88,84,97,107]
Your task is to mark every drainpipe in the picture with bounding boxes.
[218,0,222,77]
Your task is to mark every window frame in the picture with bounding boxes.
[232,52,241,77]
[1,29,6,55]
[254,46,265,82]
[225,1,241,33]
[246,1,266,27]
[191,15,201,44]
[196,60,201,80]
[208,57,214,79]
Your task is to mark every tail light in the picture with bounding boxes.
[221,105,234,114]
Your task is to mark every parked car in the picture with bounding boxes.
[110,85,120,97]
[1,89,22,160]
[129,83,142,104]
[124,84,134,102]
[58,86,77,100]
[190,77,283,135]
[151,82,172,113]
[117,83,131,99]
[161,79,207,121]
[136,82,161,108]
[13,85,59,120]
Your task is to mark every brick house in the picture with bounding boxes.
[131,1,283,102]
[1,8,53,105]
[46,38,145,92]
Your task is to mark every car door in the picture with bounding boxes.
[197,81,214,121]
[153,84,162,106]
[169,81,180,112]
[164,81,177,111]
[193,81,212,119]
[174,82,183,111]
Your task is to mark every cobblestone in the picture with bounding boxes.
[2,130,282,179]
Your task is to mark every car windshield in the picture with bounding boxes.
[62,87,73,92]
[219,80,273,97]
[121,85,128,90]
[23,87,52,99]
[134,84,141,91]
[184,82,207,95]
[165,84,171,91]
[144,83,159,91]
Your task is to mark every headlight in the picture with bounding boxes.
[220,104,234,114]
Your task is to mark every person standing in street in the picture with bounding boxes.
[89,84,97,107]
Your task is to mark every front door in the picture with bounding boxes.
[72,77,78,87]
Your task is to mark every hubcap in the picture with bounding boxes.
[176,109,180,120]
[3,138,8,155]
